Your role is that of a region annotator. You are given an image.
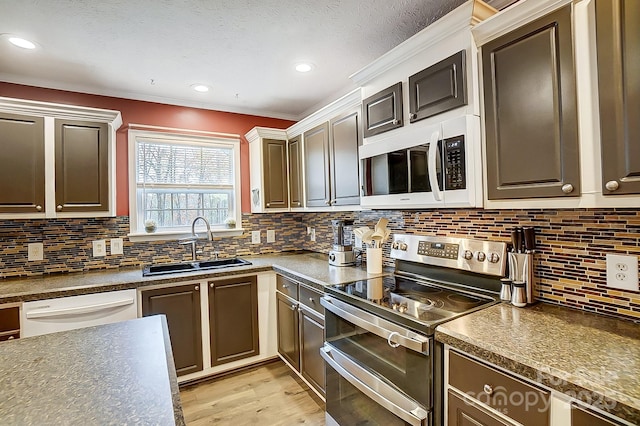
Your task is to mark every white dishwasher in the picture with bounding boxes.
[21,289,138,337]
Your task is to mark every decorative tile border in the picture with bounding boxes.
[0,208,638,322]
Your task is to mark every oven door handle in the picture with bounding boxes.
[321,345,429,426]
[321,296,430,354]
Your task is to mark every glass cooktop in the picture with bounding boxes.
[325,275,498,333]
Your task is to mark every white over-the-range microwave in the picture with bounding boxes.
[359,114,482,209]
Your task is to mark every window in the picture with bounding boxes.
[128,128,241,238]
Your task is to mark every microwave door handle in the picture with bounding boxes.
[321,345,429,426]
[427,130,443,201]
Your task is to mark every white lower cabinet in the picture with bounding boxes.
[444,346,631,426]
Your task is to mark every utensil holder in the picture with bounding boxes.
[508,252,535,305]
[366,247,382,274]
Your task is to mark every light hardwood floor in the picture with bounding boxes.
[180,360,325,426]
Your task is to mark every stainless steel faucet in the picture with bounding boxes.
[179,216,214,261]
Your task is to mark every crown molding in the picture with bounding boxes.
[286,88,362,137]
[244,127,288,143]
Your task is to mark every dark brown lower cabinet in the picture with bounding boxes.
[276,275,325,396]
[276,290,300,370]
[448,390,510,426]
[0,305,20,341]
[141,283,203,376]
[299,305,325,396]
[208,276,259,366]
[572,404,624,426]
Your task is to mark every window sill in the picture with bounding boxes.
[128,228,245,242]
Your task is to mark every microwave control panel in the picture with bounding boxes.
[443,136,466,190]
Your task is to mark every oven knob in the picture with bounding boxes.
[476,251,486,262]
[488,252,500,263]
[329,253,335,262]
[399,242,408,251]
[392,241,399,250]
[463,250,473,260]
[391,303,399,311]
[398,304,408,314]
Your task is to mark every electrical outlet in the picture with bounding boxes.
[110,238,123,255]
[606,254,639,291]
[267,229,275,243]
[251,230,261,244]
[28,243,44,261]
[306,226,311,235]
[92,240,106,257]
[310,228,316,242]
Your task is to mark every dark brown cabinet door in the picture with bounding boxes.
[55,119,109,212]
[276,291,300,370]
[304,122,331,207]
[596,0,640,195]
[409,50,467,123]
[0,306,20,342]
[447,391,510,426]
[209,276,259,366]
[329,109,361,206]
[363,82,403,138]
[299,305,325,396]
[0,113,45,214]
[571,404,623,426]
[141,284,203,376]
[288,135,303,208]
[262,138,289,209]
[483,5,580,199]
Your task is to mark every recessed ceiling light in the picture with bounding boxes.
[8,37,36,50]
[191,84,210,93]
[295,63,314,73]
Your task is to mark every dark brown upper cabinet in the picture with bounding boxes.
[362,82,403,138]
[208,276,259,366]
[141,283,203,377]
[329,109,361,206]
[304,122,331,207]
[262,138,289,209]
[55,119,109,212]
[596,0,640,196]
[482,5,580,199]
[409,50,467,123]
[0,113,45,214]
[288,135,303,208]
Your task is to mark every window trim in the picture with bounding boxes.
[127,126,243,241]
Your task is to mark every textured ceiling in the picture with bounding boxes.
[0,0,511,120]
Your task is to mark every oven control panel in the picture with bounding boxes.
[416,241,459,259]
[391,234,507,276]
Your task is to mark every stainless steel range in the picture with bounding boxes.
[320,234,507,426]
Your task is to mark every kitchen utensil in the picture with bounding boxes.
[523,227,536,252]
[370,230,384,248]
[511,227,524,253]
[511,281,527,307]
[500,279,512,302]
[375,217,389,233]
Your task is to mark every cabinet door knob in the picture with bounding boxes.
[8,336,14,340]
[297,202,301,206]
[56,205,63,211]
[325,200,331,205]
[561,183,574,194]
[309,297,315,304]
[392,119,399,125]
[35,205,42,211]
[605,180,619,191]
[194,285,199,291]
[410,113,417,120]
[289,303,297,311]
[483,384,494,395]
[282,284,289,289]
[266,203,271,207]
[210,283,214,288]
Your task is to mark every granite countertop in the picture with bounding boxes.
[435,302,640,423]
[0,315,184,425]
[0,252,391,304]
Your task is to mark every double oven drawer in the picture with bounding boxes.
[322,295,432,426]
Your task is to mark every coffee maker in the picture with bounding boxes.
[328,219,355,266]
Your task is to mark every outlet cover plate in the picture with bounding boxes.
[28,243,44,261]
[606,254,639,291]
[93,240,107,257]
[267,229,275,243]
[251,230,261,244]
[110,238,124,255]
[310,228,316,242]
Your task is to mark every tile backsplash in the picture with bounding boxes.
[1,208,639,322]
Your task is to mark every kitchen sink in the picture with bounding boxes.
[142,258,252,277]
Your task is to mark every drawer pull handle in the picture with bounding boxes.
[483,384,494,395]
[387,331,400,348]
[282,284,289,288]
